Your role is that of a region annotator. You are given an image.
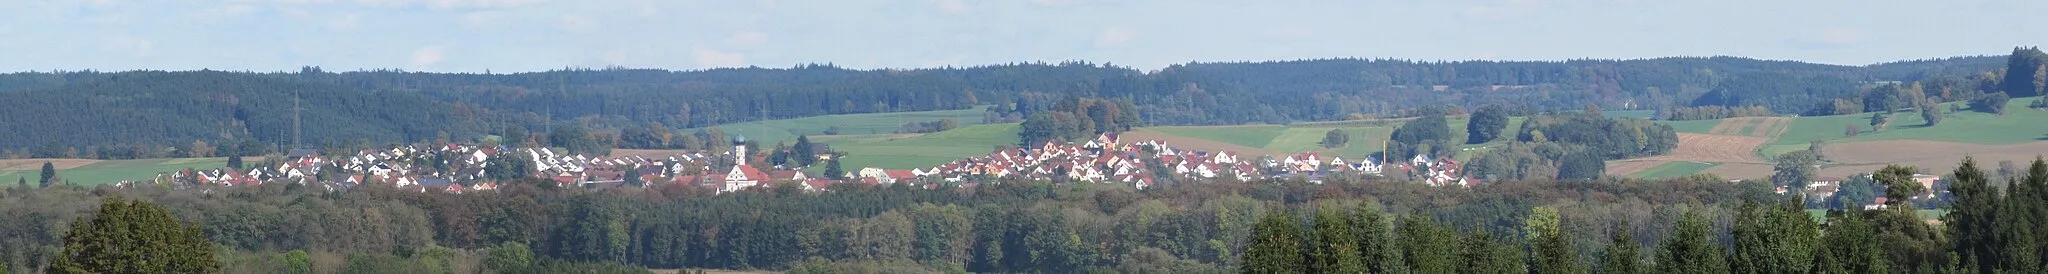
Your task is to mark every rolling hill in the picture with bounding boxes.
[1615,96,2048,179]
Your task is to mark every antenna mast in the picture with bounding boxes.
[293,88,301,149]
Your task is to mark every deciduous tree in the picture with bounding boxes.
[50,198,219,273]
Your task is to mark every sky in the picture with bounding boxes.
[2,0,2044,73]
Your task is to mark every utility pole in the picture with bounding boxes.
[293,88,302,149]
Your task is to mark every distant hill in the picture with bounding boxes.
[0,53,2015,156]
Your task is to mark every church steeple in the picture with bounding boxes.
[732,134,748,164]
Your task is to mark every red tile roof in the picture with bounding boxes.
[733,165,769,181]
[768,170,803,180]
[884,169,917,179]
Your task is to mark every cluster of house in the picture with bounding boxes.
[826,133,1472,190]
[138,133,1478,194]
[1784,173,1944,210]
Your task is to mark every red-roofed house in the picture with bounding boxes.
[768,170,808,182]
[884,169,918,185]
[802,179,836,192]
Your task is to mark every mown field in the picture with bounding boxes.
[701,106,990,145]
[0,157,231,186]
[1627,161,1721,179]
[815,123,1021,170]
[1141,116,1527,161]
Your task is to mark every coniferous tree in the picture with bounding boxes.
[1398,214,1458,274]
[1994,158,2048,272]
[1243,209,1305,274]
[1944,157,1999,272]
[824,158,846,180]
[1655,210,1727,274]
[1527,207,1582,274]
[227,154,244,169]
[50,198,219,273]
[2023,158,2048,269]
[1456,232,1514,274]
[624,168,643,186]
[1352,203,1408,274]
[1814,211,1888,274]
[1311,208,1366,274]
[1729,200,1818,274]
[1600,223,1640,274]
[38,161,55,188]
[792,135,817,166]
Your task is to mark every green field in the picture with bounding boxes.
[1132,116,1527,161]
[821,123,1021,169]
[1602,110,1656,120]
[1628,161,1721,179]
[0,158,231,186]
[1760,97,2048,156]
[701,106,991,145]
[1147,125,1287,148]
[1661,119,1723,134]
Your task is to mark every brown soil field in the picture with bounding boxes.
[1608,133,1768,178]
[0,159,100,171]
[1707,117,1748,135]
[1702,163,1774,179]
[1121,129,1280,157]
[1607,160,1673,176]
[1818,140,2048,177]
[1656,133,1767,163]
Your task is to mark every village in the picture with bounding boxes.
[135,133,1480,194]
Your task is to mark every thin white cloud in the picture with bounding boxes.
[1461,0,1540,21]
[692,47,746,68]
[246,0,549,10]
[727,31,768,48]
[1031,0,1073,7]
[411,45,446,69]
[101,36,155,58]
[938,0,968,14]
[557,14,596,32]
[460,11,500,26]
[327,13,362,30]
[1094,25,1136,48]
[1814,28,1864,45]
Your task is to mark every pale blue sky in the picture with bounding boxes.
[2,0,2043,73]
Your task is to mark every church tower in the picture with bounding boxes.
[732,135,748,164]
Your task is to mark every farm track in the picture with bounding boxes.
[1747,117,1791,137]
[1707,118,1747,135]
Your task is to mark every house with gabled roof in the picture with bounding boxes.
[719,164,770,193]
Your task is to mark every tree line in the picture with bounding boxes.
[0,53,2015,158]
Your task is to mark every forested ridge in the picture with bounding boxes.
[0,54,2012,156]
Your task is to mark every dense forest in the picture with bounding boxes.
[0,52,2023,158]
[4,156,2036,273]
